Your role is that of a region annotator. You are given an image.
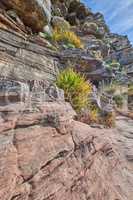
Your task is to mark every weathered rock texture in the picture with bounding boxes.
[0,0,51,32]
[0,28,58,83]
[0,0,133,200]
[0,102,133,200]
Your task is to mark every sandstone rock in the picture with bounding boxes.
[52,16,70,31]
[76,3,92,20]
[0,108,133,199]
[0,133,19,200]
[52,1,68,17]
[0,28,58,82]
[0,9,27,34]
[66,12,80,26]
[105,32,133,82]
[59,49,113,81]
[1,0,51,32]
[82,21,104,39]
[68,0,81,13]
[82,22,99,35]
[0,79,30,106]
[68,0,92,20]
[0,1,133,199]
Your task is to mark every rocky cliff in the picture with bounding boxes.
[0,0,133,200]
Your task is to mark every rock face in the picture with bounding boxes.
[59,49,113,81]
[0,102,133,200]
[0,0,133,199]
[1,0,51,32]
[0,28,58,83]
[52,16,70,31]
[106,33,133,81]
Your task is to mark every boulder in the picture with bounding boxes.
[59,49,113,81]
[51,1,68,17]
[66,12,80,26]
[85,38,109,58]
[65,0,91,25]
[68,0,81,14]
[82,21,104,39]
[52,16,70,31]
[82,22,98,34]
[1,0,51,32]
[76,3,92,20]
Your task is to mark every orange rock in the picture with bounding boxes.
[1,0,51,32]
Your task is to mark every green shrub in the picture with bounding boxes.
[39,32,52,40]
[113,95,124,108]
[56,68,92,112]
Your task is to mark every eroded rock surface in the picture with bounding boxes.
[1,0,51,32]
[0,1,133,199]
[0,102,133,200]
[0,28,58,83]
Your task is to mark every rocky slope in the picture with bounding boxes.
[0,0,133,200]
[0,102,133,200]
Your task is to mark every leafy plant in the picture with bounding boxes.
[52,29,83,49]
[56,68,92,112]
[39,32,52,40]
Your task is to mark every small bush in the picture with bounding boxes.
[56,68,92,112]
[89,106,99,123]
[113,95,124,108]
[52,29,83,48]
[101,112,116,128]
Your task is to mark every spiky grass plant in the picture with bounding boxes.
[56,68,92,112]
[52,29,83,49]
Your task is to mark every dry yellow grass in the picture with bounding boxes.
[52,29,83,49]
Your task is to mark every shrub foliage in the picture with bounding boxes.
[56,68,92,112]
